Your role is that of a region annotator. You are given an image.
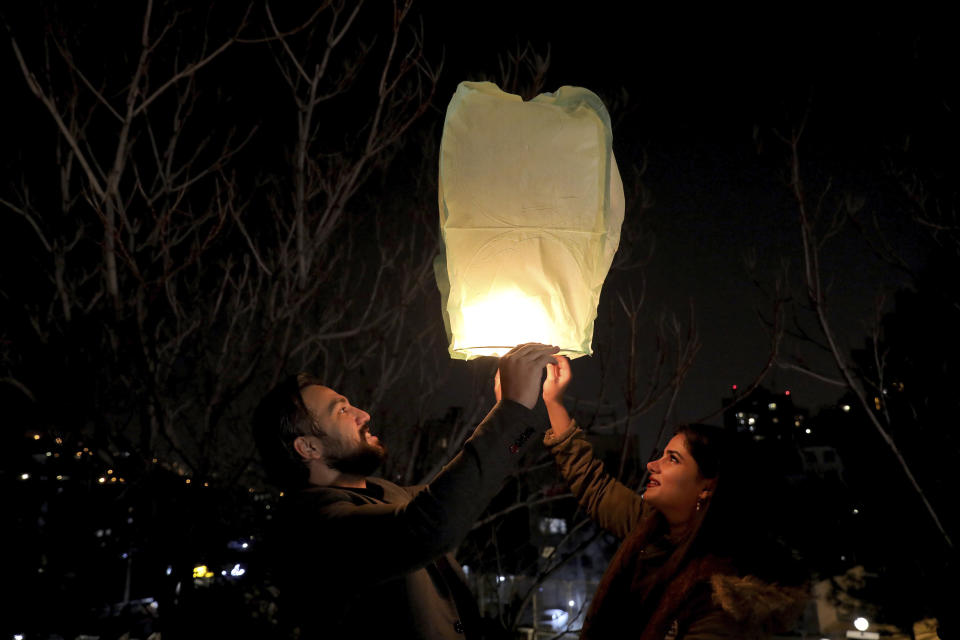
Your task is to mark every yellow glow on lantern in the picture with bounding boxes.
[454,288,553,358]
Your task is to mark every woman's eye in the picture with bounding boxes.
[669,455,679,463]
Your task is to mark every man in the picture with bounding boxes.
[252,343,559,639]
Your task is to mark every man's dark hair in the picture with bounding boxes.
[252,372,325,490]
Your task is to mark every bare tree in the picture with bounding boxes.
[769,118,954,549]
[2,0,441,489]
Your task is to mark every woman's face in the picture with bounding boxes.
[644,434,714,527]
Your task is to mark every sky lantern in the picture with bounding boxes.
[435,81,625,359]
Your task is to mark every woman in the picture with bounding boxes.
[538,356,808,639]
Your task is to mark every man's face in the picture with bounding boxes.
[300,385,386,475]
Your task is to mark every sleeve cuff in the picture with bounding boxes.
[543,419,580,447]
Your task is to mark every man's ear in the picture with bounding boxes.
[293,435,323,461]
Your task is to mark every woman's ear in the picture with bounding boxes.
[293,435,323,461]
[699,477,718,500]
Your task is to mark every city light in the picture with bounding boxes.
[20,473,29,480]
[193,565,214,579]
[230,563,246,577]
[768,402,777,410]
[568,600,576,608]
[805,428,812,434]
[842,404,851,412]
[854,617,869,631]
[542,609,570,630]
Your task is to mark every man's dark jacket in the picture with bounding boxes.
[272,400,543,639]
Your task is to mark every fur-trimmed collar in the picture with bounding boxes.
[708,573,809,637]
[585,540,809,640]
[637,556,809,640]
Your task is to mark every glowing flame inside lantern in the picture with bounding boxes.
[453,288,553,358]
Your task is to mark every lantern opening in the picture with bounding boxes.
[453,287,559,358]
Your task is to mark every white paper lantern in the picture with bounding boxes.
[435,81,625,359]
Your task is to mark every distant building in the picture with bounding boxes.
[722,385,808,442]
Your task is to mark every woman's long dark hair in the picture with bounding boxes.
[583,423,802,638]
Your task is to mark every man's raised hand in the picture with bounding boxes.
[497,343,560,409]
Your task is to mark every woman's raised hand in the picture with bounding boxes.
[542,354,572,406]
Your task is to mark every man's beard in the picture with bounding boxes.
[326,440,387,476]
